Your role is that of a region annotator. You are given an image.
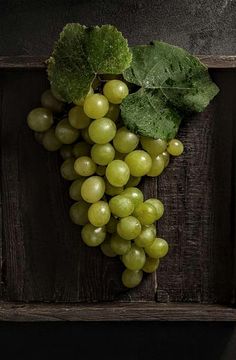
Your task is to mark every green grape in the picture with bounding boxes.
[100,238,117,257]
[34,131,44,144]
[122,244,146,271]
[51,85,66,102]
[88,117,116,144]
[140,137,167,157]
[74,87,94,106]
[88,201,111,227]
[69,200,89,225]
[121,187,144,208]
[109,195,134,218]
[145,198,164,220]
[113,127,139,153]
[96,165,106,176]
[81,223,106,247]
[147,155,165,177]
[103,80,129,104]
[60,144,73,160]
[145,238,169,258]
[69,178,84,201]
[134,224,156,247]
[83,94,109,119]
[55,118,79,144]
[114,151,126,160]
[105,180,124,196]
[41,89,64,113]
[105,103,120,122]
[73,142,91,158]
[143,257,160,273]
[68,106,91,129]
[110,233,131,255]
[167,139,184,156]
[106,160,130,187]
[133,202,157,225]
[91,143,115,165]
[125,150,152,177]
[106,216,118,234]
[81,127,94,145]
[122,269,143,288]
[60,158,78,181]
[161,151,170,167]
[74,156,97,177]
[81,176,105,203]
[117,216,141,240]
[27,107,53,132]
[42,128,62,151]
[125,176,141,188]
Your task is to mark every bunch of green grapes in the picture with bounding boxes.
[27,77,184,289]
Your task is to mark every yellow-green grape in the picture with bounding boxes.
[145,198,164,220]
[41,89,64,113]
[100,238,117,257]
[105,103,120,122]
[125,150,152,177]
[88,201,111,227]
[140,137,167,157]
[110,233,131,255]
[106,216,118,234]
[106,160,130,187]
[134,224,156,247]
[74,156,96,177]
[113,127,139,153]
[147,155,165,177]
[60,158,78,181]
[69,200,89,225]
[103,80,129,104]
[81,223,106,247]
[122,244,146,271]
[145,238,169,259]
[121,187,144,208]
[88,117,116,144]
[81,127,94,145]
[96,165,106,176]
[91,143,115,166]
[51,85,66,102]
[167,139,184,156]
[125,176,141,188]
[27,107,53,132]
[143,257,160,273]
[122,269,143,288]
[73,142,91,158]
[55,118,79,144]
[109,195,134,218]
[83,94,109,119]
[42,128,62,151]
[34,131,44,144]
[117,216,142,240]
[161,151,170,167]
[60,144,73,160]
[105,180,124,196]
[114,151,126,160]
[81,176,105,203]
[69,178,84,201]
[68,106,91,129]
[133,202,157,225]
[74,87,94,106]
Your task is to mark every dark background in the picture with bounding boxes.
[0,0,236,358]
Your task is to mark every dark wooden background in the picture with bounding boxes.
[0,0,236,358]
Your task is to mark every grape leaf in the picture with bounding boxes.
[47,24,132,102]
[121,41,219,139]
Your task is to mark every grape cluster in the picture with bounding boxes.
[27,77,184,289]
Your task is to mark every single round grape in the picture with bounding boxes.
[91,143,115,165]
[106,216,118,234]
[105,103,120,122]
[83,94,109,119]
[88,117,116,144]
[81,224,106,247]
[122,269,143,288]
[81,176,105,203]
[105,180,124,196]
[147,155,165,177]
[81,127,94,145]
[122,244,146,271]
[103,80,129,104]
[74,156,97,177]
[27,107,53,132]
[51,85,66,102]
[134,224,156,247]
[133,202,157,225]
[73,142,91,158]
[125,176,141,188]
[42,128,62,151]
[143,257,160,273]
[60,144,73,160]
[55,118,79,144]
[96,165,106,176]
[145,198,164,220]
[60,158,78,181]
[106,160,130,187]
[117,216,141,240]
[69,200,89,225]
[69,178,84,201]
[100,238,117,257]
[74,87,94,106]
[113,127,139,154]
[68,106,91,129]
[88,201,111,227]
[109,195,134,218]
[114,151,126,160]
[145,238,169,259]
[34,131,44,144]
[110,233,131,255]
[140,137,167,157]
[125,150,152,177]
[41,89,64,113]
[161,151,170,167]
[167,139,184,156]
[121,187,144,208]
